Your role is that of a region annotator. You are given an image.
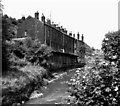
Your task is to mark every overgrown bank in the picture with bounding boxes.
[2,37,54,106]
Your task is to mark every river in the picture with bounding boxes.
[24,69,78,104]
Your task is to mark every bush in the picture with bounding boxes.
[19,37,53,68]
[2,14,18,72]
[2,40,10,71]
[68,51,120,105]
[102,30,120,68]
[2,14,53,106]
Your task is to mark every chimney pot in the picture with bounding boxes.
[47,19,51,24]
[22,16,25,21]
[35,11,39,19]
[81,34,84,41]
[77,32,80,40]
[73,34,75,38]
[41,13,45,22]
[69,32,72,36]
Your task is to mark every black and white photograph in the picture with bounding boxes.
[1,0,120,105]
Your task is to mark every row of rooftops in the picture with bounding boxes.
[22,11,84,41]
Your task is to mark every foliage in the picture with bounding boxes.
[2,37,53,72]
[2,15,18,40]
[68,51,120,105]
[2,40,10,71]
[2,15,53,105]
[2,13,53,71]
[2,14,53,72]
[15,37,53,68]
[2,36,53,105]
[2,15,18,71]
[2,14,54,106]
[102,30,120,68]
[0,0,4,14]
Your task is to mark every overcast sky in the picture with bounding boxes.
[2,0,119,49]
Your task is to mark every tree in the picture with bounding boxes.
[102,30,120,68]
[0,0,4,16]
[2,15,18,40]
[2,15,18,72]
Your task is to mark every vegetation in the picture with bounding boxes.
[2,14,120,106]
[68,51,120,105]
[102,30,120,68]
[67,30,120,105]
[2,15,53,106]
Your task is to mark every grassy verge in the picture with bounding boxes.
[2,63,48,106]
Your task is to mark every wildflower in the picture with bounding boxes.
[83,86,86,89]
[112,55,117,59]
[95,90,101,95]
[109,94,112,97]
[101,84,105,88]
[105,87,111,92]
[83,76,85,79]
[114,86,118,91]
[76,70,79,73]
[113,98,116,101]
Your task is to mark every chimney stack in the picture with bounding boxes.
[81,34,84,41]
[41,13,45,22]
[22,16,25,21]
[69,32,72,36]
[73,34,75,38]
[47,19,51,24]
[64,28,67,34]
[35,11,39,19]
[77,32,80,40]
[65,30,67,34]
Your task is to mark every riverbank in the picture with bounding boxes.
[2,64,51,106]
[2,65,77,106]
[2,38,54,106]
[2,37,85,106]
[25,68,77,104]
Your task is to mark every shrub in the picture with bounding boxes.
[102,30,120,68]
[20,37,53,67]
[2,15,18,72]
[68,50,120,105]
[2,40,10,71]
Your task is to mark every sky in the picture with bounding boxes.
[2,0,119,49]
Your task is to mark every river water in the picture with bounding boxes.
[25,69,77,104]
